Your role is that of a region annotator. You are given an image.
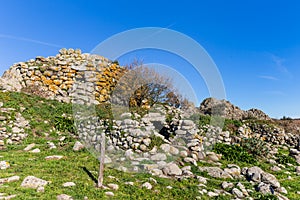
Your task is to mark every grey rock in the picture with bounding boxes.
[142,182,152,190]
[232,188,244,198]
[0,176,20,184]
[73,141,84,151]
[21,176,48,189]
[199,167,233,179]
[271,166,281,172]
[162,163,182,176]
[0,161,10,170]
[247,166,263,182]
[261,172,280,188]
[107,183,119,190]
[45,155,63,160]
[296,166,300,175]
[197,176,207,184]
[207,191,219,197]
[24,143,35,151]
[57,194,73,200]
[104,192,114,197]
[150,153,167,161]
[221,181,234,189]
[62,182,76,187]
[257,182,274,195]
[206,152,220,162]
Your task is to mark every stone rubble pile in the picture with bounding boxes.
[0,102,30,146]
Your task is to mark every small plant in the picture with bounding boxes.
[198,114,211,127]
[240,137,270,158]
[213,143,256,164]
[253,193,278,200]
[148,135,164,150]
[276,153,297,165]
[54,114,75,133]
[223,118,243,132]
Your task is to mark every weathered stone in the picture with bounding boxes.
[0,161,10,170]
[21,176,48,189]
[24,143,35,151]
[62,182,76,187]
[0,176,20,184]
[162,163,182,176]
[232,188,244,198]
[73,141,84,151]
[199,167,233,179]
[296,166,300,175]
[57,194,73,200]
[257,182,274,195]
[45,155,64,160]
[150,153,167,161]
[107,183,119,190]
[104,192,114,197]
[142,182,153,190]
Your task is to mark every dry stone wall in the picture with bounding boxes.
[0,48,125,104]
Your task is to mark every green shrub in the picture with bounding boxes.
[223,118,243,132]
[240,138,269,158]
[253,193,278,200]
[213,143,256,164]
[276,153,297,165]
[54,115,75,133]
[198,115,211,127]
[148,135,164,150]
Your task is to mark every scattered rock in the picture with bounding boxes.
[199,167,233,179]
[31,148,40,153]
[142,182,152,190]
[232,188,244,198]
[62,182,76,187]
[221,181,234,189]
[150,153,167,161]
[0,161,10,170]
[104,192,114,197]
[21,176,48,189]
[24,143,35,151]
[296,166,300,175]
[37,186,45,193]
[0,176,20,184]
[107,183,119,190]
[45,155,64,160]
[57,194,73,200]
[162,163,182,176]
[257,182,274,195]
[73,141,84,151]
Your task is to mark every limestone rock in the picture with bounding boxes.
[57,194,73,200]
[21,176,48,189]
[162,163,182,176]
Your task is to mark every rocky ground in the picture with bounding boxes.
[0,91,300,200]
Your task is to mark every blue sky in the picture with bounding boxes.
[0,0,300,118]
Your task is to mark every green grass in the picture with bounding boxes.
[0,91,300,199]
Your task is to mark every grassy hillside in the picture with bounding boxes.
[0,91,299,200]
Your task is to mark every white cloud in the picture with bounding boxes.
[258,75,278,81]
[269,53,292,78]
[0,34,62,48]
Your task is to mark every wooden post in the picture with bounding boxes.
[97,131,105,188]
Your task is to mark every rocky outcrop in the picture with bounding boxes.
[199,97,271,121]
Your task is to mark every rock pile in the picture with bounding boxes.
[0,102,30,146]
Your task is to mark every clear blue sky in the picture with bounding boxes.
[0,0,300,118]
